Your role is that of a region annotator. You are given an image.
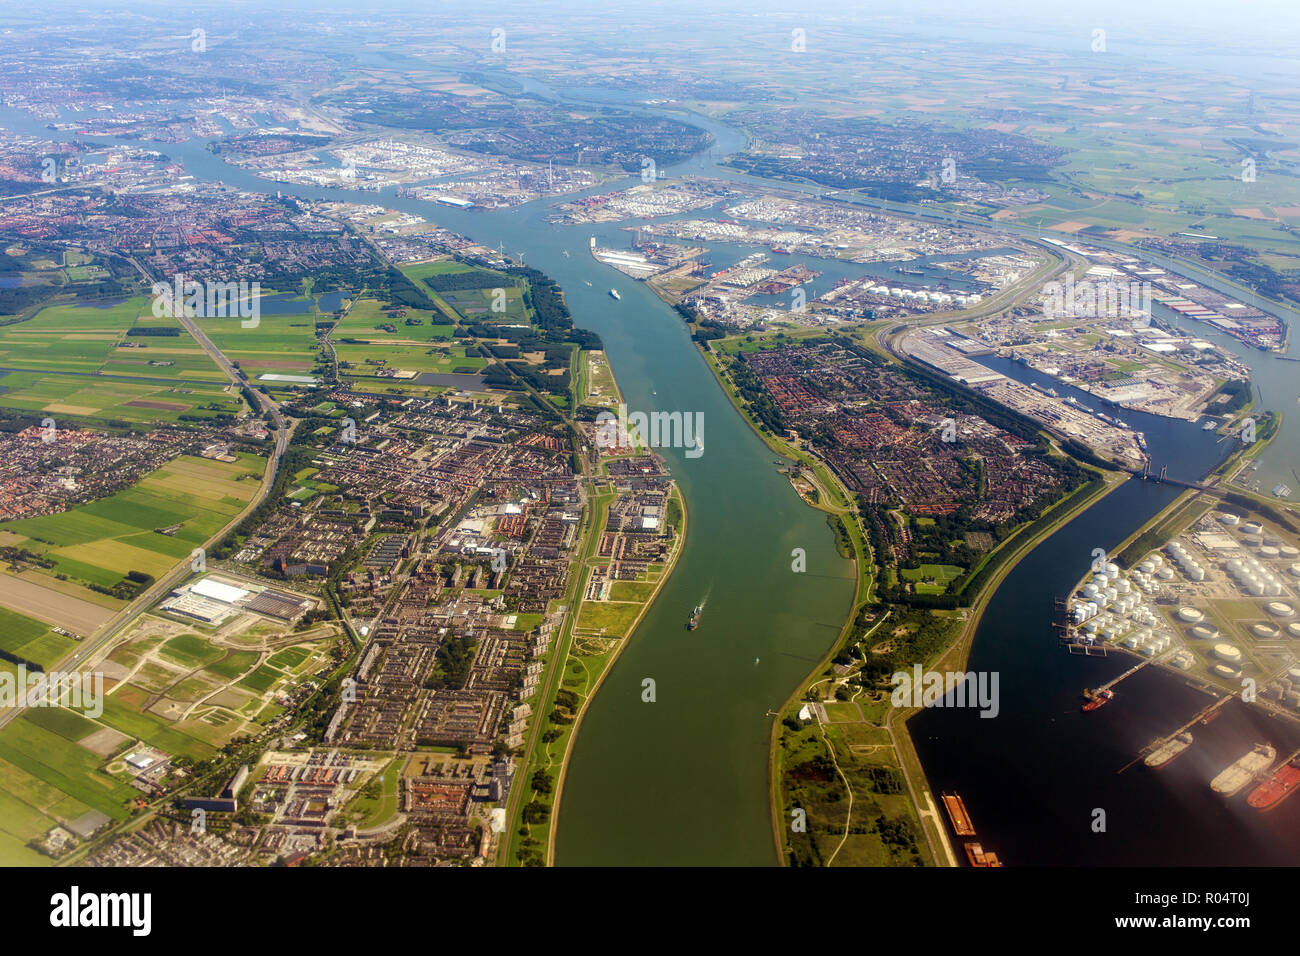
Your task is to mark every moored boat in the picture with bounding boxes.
[1145,732,1194,769]
[1082,688,1114,712]
[1247,756,1300,810]
[1211,743,1276,796]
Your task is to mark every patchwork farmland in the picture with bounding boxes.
[0,452,266,594]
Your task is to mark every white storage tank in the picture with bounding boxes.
[1213,643,1243,664]
[1177,607,1205,623]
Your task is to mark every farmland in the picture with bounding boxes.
[200,308,324,379]
[0,452,266,593]
[0,608,344,864]
[0,296,246,425]
[0,297,225,381]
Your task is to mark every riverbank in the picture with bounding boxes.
[688,314,1130,863]
[503,467,688,866]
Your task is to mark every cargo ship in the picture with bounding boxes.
[687,603,702,631]
[1247,755,1300,810]
[1144,732,1193,769]
[1211,743,1276,796]
[1081,688,1114,712]
[941,792,976,836]
[609,288,620,300]
[963,842,1002,867]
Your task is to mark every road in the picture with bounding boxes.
[0,265,294,730]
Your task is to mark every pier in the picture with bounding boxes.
[1118,695,1230,773]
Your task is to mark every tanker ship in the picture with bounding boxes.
[1211,743,1276,796]
[1247,755,1300,810]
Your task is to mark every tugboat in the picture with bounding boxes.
[1082,688,1114,712]
[687,603,703,631]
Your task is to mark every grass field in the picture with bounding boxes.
[0,297,225,381]
[0,605,77,669]
[202,310,323,378]
[0,452,265,590]
[0,369,244,424]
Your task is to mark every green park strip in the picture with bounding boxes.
[503,481,687,867]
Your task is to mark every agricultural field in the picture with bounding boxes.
[0,605,78,669]
[0,610,343,863]
[200,307,323,378]
[332,296,455,343]
[0,452,266,592]
[401,261,529,326]
[0,297,222,381]
[0,369,244,424]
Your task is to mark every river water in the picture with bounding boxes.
[4,76,1298,864]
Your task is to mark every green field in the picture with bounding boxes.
[0,605,77,668]
[0,453,265,590]
[0,297,225,381]
[202,309,322,378]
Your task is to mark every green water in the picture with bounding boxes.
[428,215,858,865]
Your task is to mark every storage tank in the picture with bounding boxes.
[1280,546,1300,560]
[1219,513,1241,526]
[1252,623,1280,638]
[1260,546,1281,559]
[1177,607,1205,623]
[1213,663,1242,679]
[1288,622,1300,638]
[1213,643,1243,663]
[1267,601,1295,617]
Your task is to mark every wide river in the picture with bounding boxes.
[4,71,1298,864]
